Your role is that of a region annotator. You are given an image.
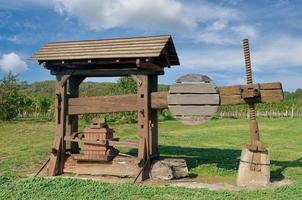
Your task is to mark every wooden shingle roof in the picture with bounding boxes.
[30,35,179,66]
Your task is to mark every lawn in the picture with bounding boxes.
[0,118,302,199]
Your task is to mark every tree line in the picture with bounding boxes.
[0,73,301,121]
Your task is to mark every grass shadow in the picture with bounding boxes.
[127,146,302,181]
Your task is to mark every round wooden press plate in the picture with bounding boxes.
[168,74,220,125]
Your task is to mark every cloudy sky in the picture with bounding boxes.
[0,0,301,91]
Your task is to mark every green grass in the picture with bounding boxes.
[0,118,302,199]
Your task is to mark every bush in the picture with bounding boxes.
[0,73,22,120]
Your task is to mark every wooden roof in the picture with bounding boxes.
[30,35,179,66]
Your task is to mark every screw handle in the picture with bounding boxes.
[243,38,253,85]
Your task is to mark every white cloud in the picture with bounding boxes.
[180,36,302,72]
[180,48,243,70]
[53,0,197,31]
[0,53,28,74]
[231,25,258,38]
[51,0,257,45]
[252,37,302,69]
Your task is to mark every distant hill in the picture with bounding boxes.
[18,78,301,100]
[19,80,169,97]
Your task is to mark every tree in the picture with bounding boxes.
[112,77,137,95]
[0,73,22,120]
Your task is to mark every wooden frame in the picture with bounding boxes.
[31,35,283,181]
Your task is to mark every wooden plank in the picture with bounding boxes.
[109,140,139,148]
[51,68,164,77]
[68,95,137,115]
[220,95,242,105]
[151,91,167,109]
[41,42,172,51]
[219,82,282,95]
[260,82,282,90]
[68,91,166,115]
[220,89,283,105]
[64,136,139,148]
[168,94,219,105]
[31,53,161,60]
[33,49,162,57]
[169,83,217,94]
[64,156,140,178]
[35,45,164,55]
[260,89,283,103]
[176,74,212,83]
[169,105,218,116]
[45,35,170,46]
[219,86,241,95]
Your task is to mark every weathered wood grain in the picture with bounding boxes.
[64,136,139,148]
[176,74,212,83]
[68,95,137,115]
[30,35,180,66]
[47,136,62,176]
[220,88,283,105]
[219,82,282,95]
[169,105,218,116]
[151,91,167,109]
[67,82,283,115]
[169,83,217,94]
[168,94,219,105]
[137,75,151,181]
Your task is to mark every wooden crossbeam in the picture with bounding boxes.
[219,82,283,105]
[50,68,164,77]
[67,82,283,115]
[64,136,138,148]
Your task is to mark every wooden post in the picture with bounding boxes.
[136,74,159,180]
[149,75,159,158]
[67,76,85,153]
[47,75,67,176]
[137,75,150,180]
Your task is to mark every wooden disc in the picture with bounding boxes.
[168,74,219,125]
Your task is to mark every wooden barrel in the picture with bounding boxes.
[168,74,220,125]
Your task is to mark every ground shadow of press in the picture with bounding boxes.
[127,146,302,181]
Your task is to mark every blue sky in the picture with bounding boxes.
[0,0,301,91]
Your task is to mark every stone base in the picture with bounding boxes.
[150,159,189,180]
[236,148,270,187]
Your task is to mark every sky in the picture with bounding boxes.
[0,0,301,91]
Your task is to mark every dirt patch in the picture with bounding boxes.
[30,155,292,191]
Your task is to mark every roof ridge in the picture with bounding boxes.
[47,35,171,45]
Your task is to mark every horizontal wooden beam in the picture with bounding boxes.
[219,82,283,105]
[67,82,283,115]
[64,136,138,148]
[68,95,137,115]
[51,68,164,77]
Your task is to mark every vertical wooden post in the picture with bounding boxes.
[149,75,159,158]
[47,75,67,176]
[67,76,84,153]
[137,74,159,180]
[137,75,151,180]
